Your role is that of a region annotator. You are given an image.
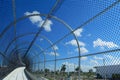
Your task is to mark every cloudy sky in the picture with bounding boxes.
[0,0,120,72]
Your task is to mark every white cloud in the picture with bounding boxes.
[48,52,59,56]
[62,62,77,72]
[25,11,42,24]
[74,28,83,37]
[93,38,119,48]
[66,39,85,47]
[104,55,114,60]
[94,56,103,60]
[24,11,52,32]
[81,57,87,60]
[53,45,59,50]
[80,47,88,54]
[104,54,120,65]
[66,39,88,54]
[92,54,120,66]
[40,20,52,32]
[46,64,54,71]
[90,59,99,65]
[75,47,88,54]
[81,65,95,72]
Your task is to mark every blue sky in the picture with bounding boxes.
[0,0,120,72]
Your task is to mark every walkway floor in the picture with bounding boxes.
[3,67,28,80]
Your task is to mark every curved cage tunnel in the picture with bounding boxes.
[0,0,120,80]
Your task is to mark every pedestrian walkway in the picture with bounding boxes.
[3,67,27,80]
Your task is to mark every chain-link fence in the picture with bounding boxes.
[0,0,120,80]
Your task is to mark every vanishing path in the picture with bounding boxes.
[3,67,28,80]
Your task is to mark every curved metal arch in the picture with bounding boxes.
[9,48,37,63]
[8,47,39,67]
[0,14,46,37]
[0,1,119,80]
[6,34,48,73]
[9,48,32,65]
[3,14,80,58]
[10,47,45,65]
[1,13,80,78]
[9,48,39,69]
[5,33,57,58]
[0,51,16,65]
[10,42,45,58]
[4,33,36,54]
[9,43,46,76]
[0,52,11,63]
[4,33,58,77]
[7,34,57,73]
[9,48,39,68]
[9,41,42,57]
[10,48,30,58]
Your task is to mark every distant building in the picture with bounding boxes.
[95,65,120,78]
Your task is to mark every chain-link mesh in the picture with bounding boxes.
[0,0,120,80]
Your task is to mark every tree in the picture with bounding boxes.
[60,64,66,76]
[45,68,50,73]
[75,66,79,72]
[89,69,93,73]
[44,68,50,77]
[61,64,66,72]
[97,73,102,79]
[75,66,82,73]
[87,69,93,79]
[56,70,59,75]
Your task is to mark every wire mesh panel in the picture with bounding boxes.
[0,0,120,80]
